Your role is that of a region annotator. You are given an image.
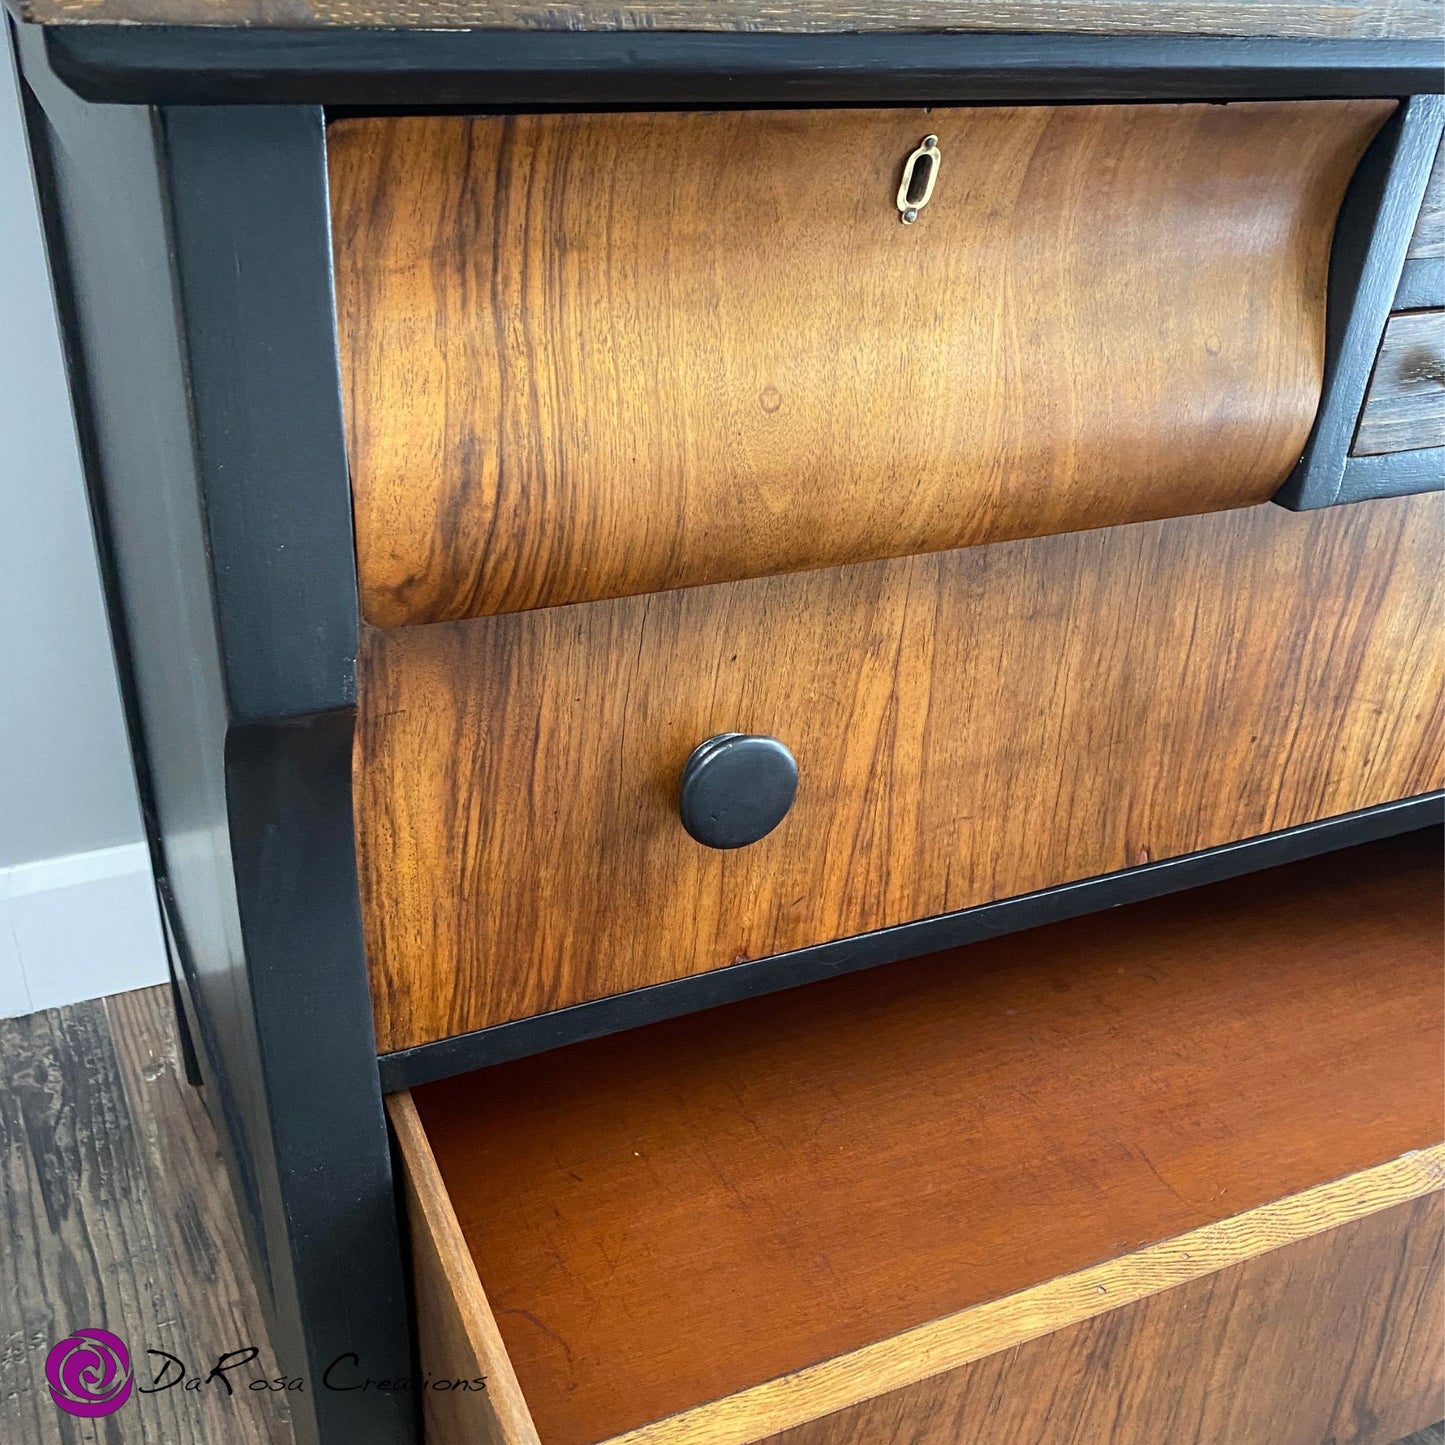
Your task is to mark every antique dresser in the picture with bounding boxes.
[7,3,1444,1443]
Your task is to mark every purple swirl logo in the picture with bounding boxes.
[46,1329,134,1418]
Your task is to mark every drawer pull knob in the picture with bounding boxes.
[897,135,940,224]
[679,734,798,849]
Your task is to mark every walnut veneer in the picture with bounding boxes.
[355,493,1444,1052]
[331,101,1389,624]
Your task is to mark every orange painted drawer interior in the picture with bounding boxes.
[389,830,1445,1445]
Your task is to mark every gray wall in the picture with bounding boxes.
[0,46,144,868]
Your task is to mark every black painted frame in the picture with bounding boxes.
[9,17,1445,1445]
[30,28,1445,108]
[1396,254,1445,308]
[1276,92,1445,510]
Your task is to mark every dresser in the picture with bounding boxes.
[7,5,1444,1443]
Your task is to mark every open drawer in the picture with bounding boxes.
[387,829,1444,1445]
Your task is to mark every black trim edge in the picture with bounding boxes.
[1337,446,1445,502]
[378,792,1444,1091]
[34,29,1445,108]
[1277,93,1445,510]
[1395,255,1445,308]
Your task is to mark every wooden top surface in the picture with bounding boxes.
[12,0,1444,35]
[411,828,1445,1445]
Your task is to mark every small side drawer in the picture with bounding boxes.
[386,833,1445,1445]
[330,100,1389,626]
[1406,138,1444,262]
[1353,309,1445,454]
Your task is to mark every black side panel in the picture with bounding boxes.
[15,49,271,1260]
[1277,93,1445,510]
[14,31,414,1445]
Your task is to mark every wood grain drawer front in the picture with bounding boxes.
[1353,309,1445,455]
[355,494,1444,1053]
[330,100,1390,627]
[387,833,1445,1445]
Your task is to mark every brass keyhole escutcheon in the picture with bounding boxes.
[897,135,940,224]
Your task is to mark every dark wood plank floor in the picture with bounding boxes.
[0,985,294,1444]
[0,982,1439,1445]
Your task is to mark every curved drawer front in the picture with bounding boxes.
[354,494,1444,1054]
[330,100,1390,626]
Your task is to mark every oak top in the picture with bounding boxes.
[12,0,1444,36]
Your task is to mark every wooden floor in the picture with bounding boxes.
[0,981,1439,1445]
[0,985,294,1445]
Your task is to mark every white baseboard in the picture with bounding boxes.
[0,841,169,1018]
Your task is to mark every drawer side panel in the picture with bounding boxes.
[758,1191,1444,1445]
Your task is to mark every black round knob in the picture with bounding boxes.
[679,733,798,849]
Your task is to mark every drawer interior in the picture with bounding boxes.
[390,828,1443,1445]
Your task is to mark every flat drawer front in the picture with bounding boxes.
[330,100,1389,626]
[354,493,1444,1053]
[761,1195,1445,1445]
[1353,309,1445,455]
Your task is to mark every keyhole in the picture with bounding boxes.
[896,135,940,224]
[905,151,934,206]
